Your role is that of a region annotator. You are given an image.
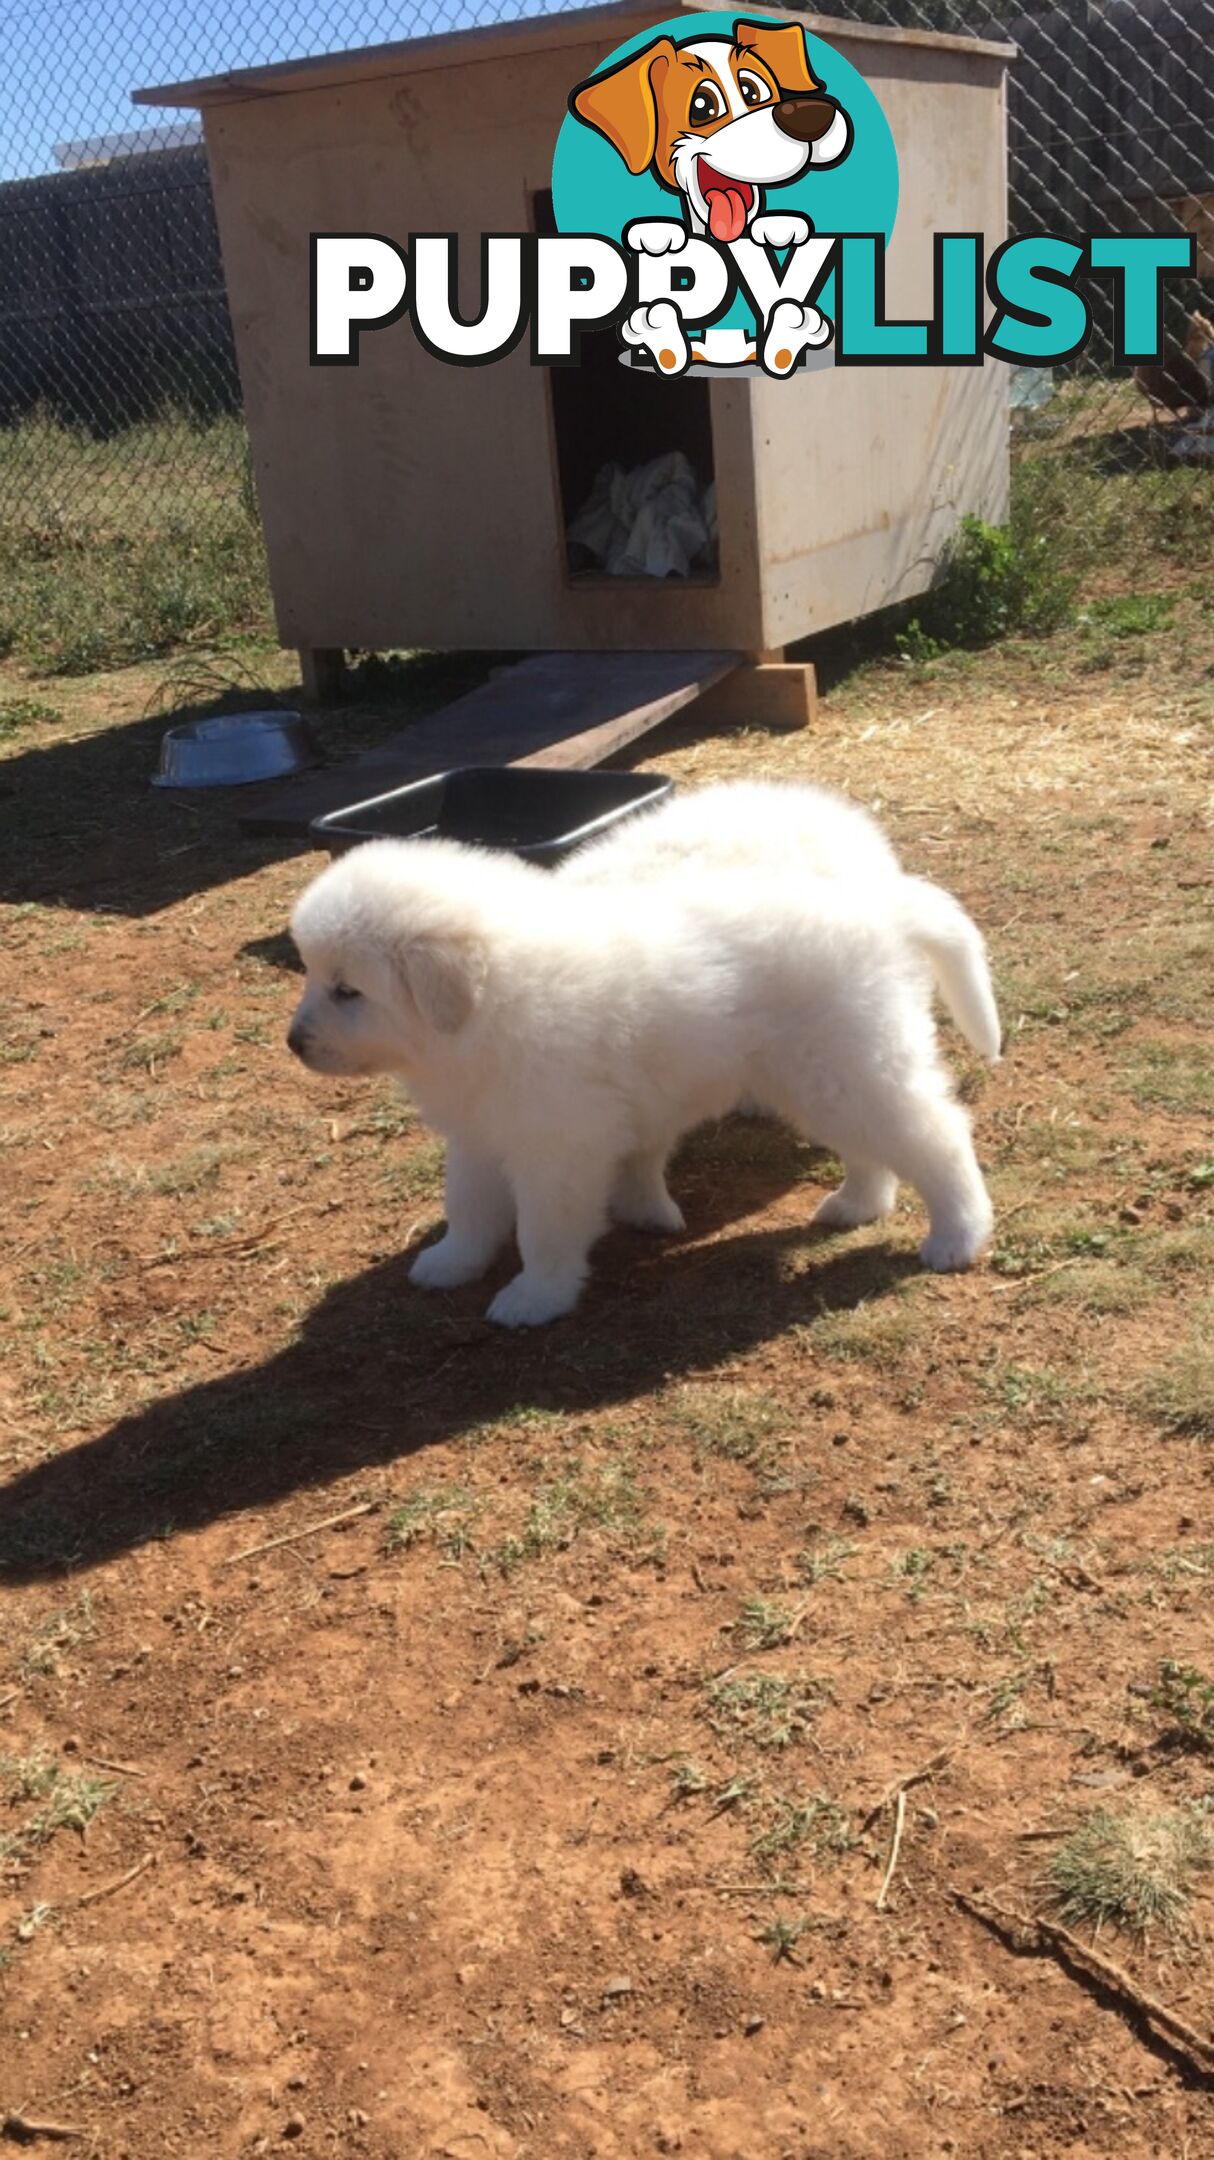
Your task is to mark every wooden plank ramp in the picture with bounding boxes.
[240,650,741,838]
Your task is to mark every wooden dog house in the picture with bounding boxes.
[136,2,1011,720]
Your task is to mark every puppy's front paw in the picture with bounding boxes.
[486,1272,581,1327]
[622,302,689,376]
[409,1238,491,1290]
[750,211,812,250]
[762,298,831,376]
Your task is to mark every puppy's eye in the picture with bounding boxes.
[689,83,725,125]
[331,982,361,1003]
[738,71,771,109]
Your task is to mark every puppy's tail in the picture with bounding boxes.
[902,877,1002,1062]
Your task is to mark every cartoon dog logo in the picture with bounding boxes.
[569,17,852,372]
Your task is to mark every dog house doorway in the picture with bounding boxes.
[533,192,719,584]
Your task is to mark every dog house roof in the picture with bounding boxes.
[133,0,1013,110]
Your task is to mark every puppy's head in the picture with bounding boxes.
[286,841,490,1078]
[570,18,851,241]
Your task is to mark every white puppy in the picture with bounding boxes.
[288,835,999,1326]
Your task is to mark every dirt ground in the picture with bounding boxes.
[1,590,1212,2158]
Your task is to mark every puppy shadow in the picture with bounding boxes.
[0,1207,916,1584]
[240,930,302,974]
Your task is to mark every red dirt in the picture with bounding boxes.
[1,628,1212,2157]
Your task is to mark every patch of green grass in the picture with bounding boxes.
[1140,1543,1214,1589]
[806,1297,919,1368]
[0,413,270,674]
[1148,1661,1214,1752]
[705,1671,828,1750]
[1018,1259,1151,1318]
[794,1537,856,1587]
[16,1593,95,1681]
[119,1030,184,1074]
[491,1458,657,1572]
[0,694,62,739]
[755,1915,809,1964]
[890,1547,936,1600]
[348,1095,419,1141]
[669,1386,787,1466]
[732,1595,804,1652]
[709,1773,753,1815]
[14,1901,56,1945]
[384,1486,481,1560]
[190,1212,240,1241]
[981,1360,1084,1427]
[1083,591,1176,638]
[985,1663,1035,1728]
[1135,1329,1214,1439]
[669,1759,709,1799]
[1118,1045,1214,1117]
[0,1754,114,1864]
[94,1146,230,1199]
[1045,1806,1211,1939]
[378,1141,446,1204]
[750,1794,852,1873]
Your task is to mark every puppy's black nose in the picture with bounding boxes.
[773,94,842,144]
[286,1022,309,1061]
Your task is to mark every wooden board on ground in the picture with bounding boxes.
[240,650,741,838]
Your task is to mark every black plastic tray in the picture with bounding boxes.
[311,766,673,865]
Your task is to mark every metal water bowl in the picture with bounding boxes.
[153,710,318,789]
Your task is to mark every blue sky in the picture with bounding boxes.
[0,0,552,180]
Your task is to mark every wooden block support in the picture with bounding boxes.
[688,660,817,734]
[297,647,347,705]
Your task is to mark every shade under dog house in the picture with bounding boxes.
[136,2,1012,713]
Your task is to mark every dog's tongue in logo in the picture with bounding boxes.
[699,160,754,244]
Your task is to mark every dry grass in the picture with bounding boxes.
[1044,1807,1212,1940]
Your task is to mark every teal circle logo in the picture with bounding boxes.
[553,12,898,273]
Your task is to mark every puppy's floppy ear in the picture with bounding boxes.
[733,18,822,96]
[569,37,676,176]
[398,934,487,1034]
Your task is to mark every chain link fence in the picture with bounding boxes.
[0,0,1210,533]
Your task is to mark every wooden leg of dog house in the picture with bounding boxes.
[691,657,817,733]
[297,647,346,705]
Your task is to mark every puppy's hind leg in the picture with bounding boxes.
[812,1157,898,1230]
[612,1148,685,1235]
[487,1156,613,1327]
[410,1142,514,1289]
[871,1090,993,1271]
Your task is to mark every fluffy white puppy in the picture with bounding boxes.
[287,836,999,1326]
[562,778,902,889]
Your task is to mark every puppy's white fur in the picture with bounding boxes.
[564,777,898,885]
[564,778,1001,1072]
[288,820,998,1326]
